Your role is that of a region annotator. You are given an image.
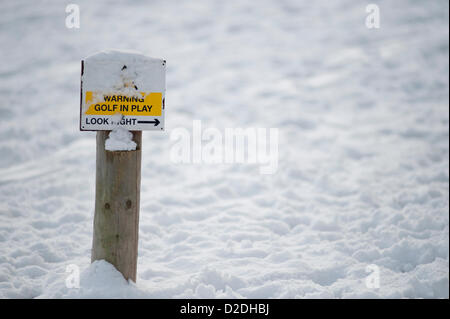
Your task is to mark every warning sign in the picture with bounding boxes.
[80,54,166,131]
[85,92,162,116]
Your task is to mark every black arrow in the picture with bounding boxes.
[138,118,160,126]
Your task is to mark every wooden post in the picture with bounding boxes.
[91,130,142,282]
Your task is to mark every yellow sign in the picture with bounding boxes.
[84,91,162,116]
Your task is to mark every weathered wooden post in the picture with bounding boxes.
[80,50,166,282]
[91,130,142,281]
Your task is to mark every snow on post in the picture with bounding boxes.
[81,50,166,283]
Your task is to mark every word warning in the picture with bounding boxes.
[80,53,166,131]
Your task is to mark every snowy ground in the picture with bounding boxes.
[0,0,448,298]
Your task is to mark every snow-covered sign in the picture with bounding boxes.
[80,50,166,131]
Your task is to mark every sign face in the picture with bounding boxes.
[80,53,166,131]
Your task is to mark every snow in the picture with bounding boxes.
[0,0,448,299]
[105,127,137,151]
[83,49,165,100]
[39,260,147,299]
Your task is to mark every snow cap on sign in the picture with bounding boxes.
[82,49,165,96]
